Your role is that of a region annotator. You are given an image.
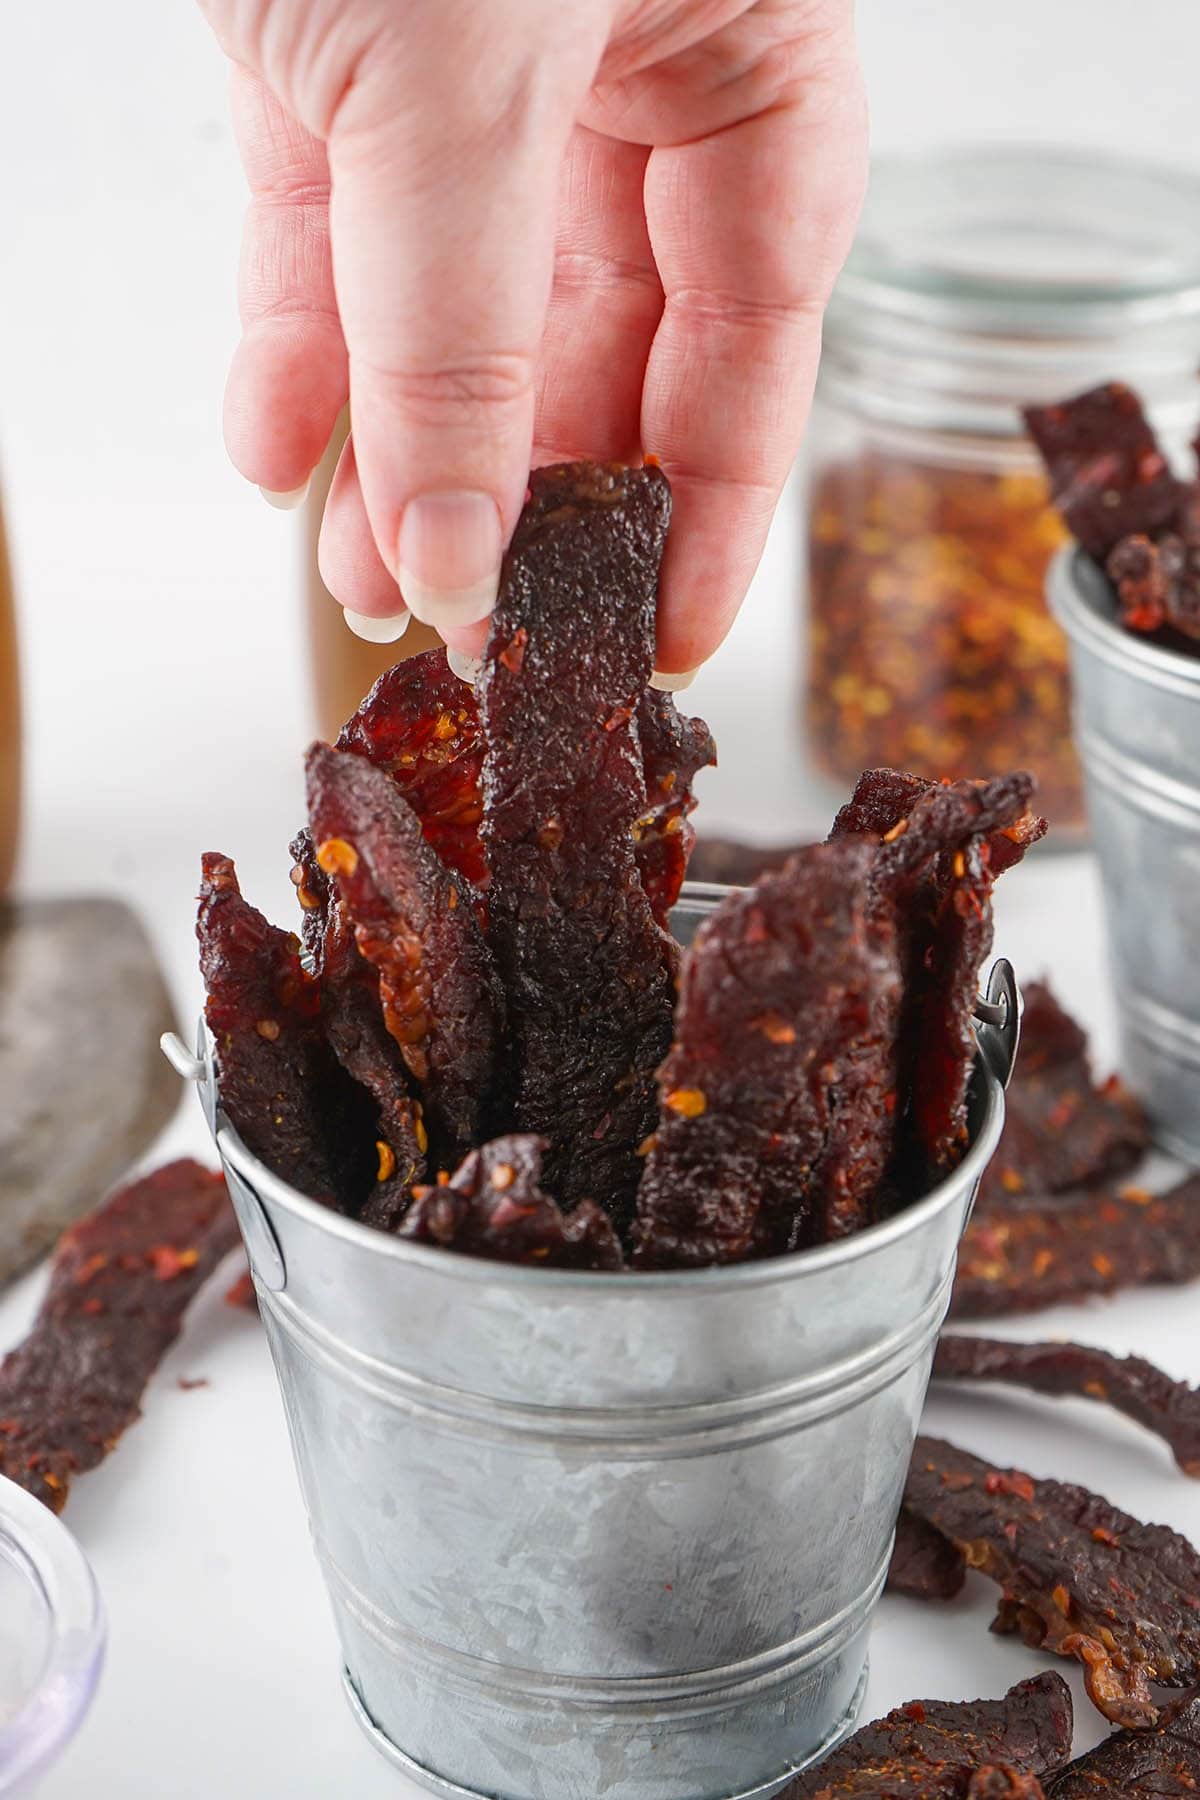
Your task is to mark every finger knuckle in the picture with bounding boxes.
[358,351,534,426]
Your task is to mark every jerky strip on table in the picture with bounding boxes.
[397,1135,624,1270]
[631,838,904,1267]
[306,744,503,1168]
[976,981,1146,1210]
[478,462,676,1221]
[777,1673,1073,1798]
[631,689,715,927]
[1023,383,1184,563]
[1047,1688,1200,1796]
[933,1335,1200,1477]
[905,1436,1200,1727]
[888,1505,968,1600]
[197,852,373,1206]
[0,1160,238,1512]
[951,1174,1200,1319]
[336,648,487,886]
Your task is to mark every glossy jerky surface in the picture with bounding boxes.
[397,1135,624,1270]
[905,1437,1200,1727]
[1048,1689,1200,1797]
[933,1335,1200,1477]
[632,689,716,927]
[951,1175,1200,1318]
[0,1160,238,1512]
[478,461,676,1221]
[1023,384,1183,565]
[778,1673,1073,1799]
[977,982,1146,1210]
[631,839,903,1267]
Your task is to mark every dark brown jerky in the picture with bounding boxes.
[0,1161,239,1512]
[1108,499,1200,645]
[197,852,372,1205]
[1047,1688,1200,1797]
[951,1174,1200,1319]
[905,1436,1200,1727]
[888,1505,968,1601]
[398,1135,624,1270]
[305,743,503,1167]
[224,1266,257,1310]
[976,982,1146,1211]
[631,689,715,927]
[336,648,487,886]
[933,1335,1200,1477]
[685,837,804,888]
[968,1771,1046,1799]
[777,1673,1073,1799]
[631,839,904,1267]
[1024,383,1184,563]
[478,462,676,1221]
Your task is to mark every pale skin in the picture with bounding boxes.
[200,0,867,681]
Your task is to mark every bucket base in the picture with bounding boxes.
[342,1663,869,1800]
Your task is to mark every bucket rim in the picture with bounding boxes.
[1049,544,1200,699]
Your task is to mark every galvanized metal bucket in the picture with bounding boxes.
[166,890,1011,1800]
[1050,547,1200,1162]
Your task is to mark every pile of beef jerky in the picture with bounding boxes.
[197,462,1046,1271]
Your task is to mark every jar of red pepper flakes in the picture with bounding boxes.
[804,148,1200,839]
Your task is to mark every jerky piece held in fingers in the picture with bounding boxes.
[977,981,1146,1210]
[632,838,904,1267]
[632,689,716,927]
[306,743,503,1167]
[888,1505,968,1601]
[1048,1687,1200,1797]
[933,1335,1200,1477]
[951,1174,1200,1318]
[398,1135,624,1270]
[478,462,676,1221]
[336,648,487,885]
[197,852,372,1205]
[1024,383,1184,563]
[778,1673,1073,1798]
[905,1436,1200,1727]
[0,1161,238,1512]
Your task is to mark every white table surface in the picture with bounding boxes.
[3,1,1200,1794]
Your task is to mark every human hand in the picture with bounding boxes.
[201,0,866,681]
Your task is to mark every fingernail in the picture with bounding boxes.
[446,648,481,685]
[259,479,310,511]
[397,490,501,630]
[649,668,700,693]
[344,608,411,644]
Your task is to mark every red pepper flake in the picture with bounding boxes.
[148,1244,201,1282]
[499,627,528,674]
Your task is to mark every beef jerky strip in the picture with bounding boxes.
[289,829,424,1230]
[1047,1688,1200,1797]
[306,743,503,1168]
[685,837,805,888]
[1107,486,1200,645]
[906,1436,1200,1727]
[968,1772,1045,1799]
[1023,383,1184,563]
[0,1161,238,1512]
[951,1174,1200,1319]
[197,852,374,1206]
[478,462,676,1222]
[933,1335,1200,1477]
[777,1673,1073,1799]
[631,838,904,1266]
[398,1135,624,1270]
[976,981,1146,1211]
[631,689,716,927]
[336,648,487,886]
[888,1505,969,1600]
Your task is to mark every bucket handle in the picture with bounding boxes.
[972,959,1021,1091]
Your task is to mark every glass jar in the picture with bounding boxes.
[804,148,1200,838]
[0,494,19,896]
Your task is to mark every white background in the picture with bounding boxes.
[2,2,1199,1795]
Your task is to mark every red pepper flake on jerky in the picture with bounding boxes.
[933,1335,1200,1477]
[631,837,904,1267]
[398,1134,624,1270]
[477,462,677,1222]
[632,689,716,928]
[1023,383,1184,564]
[951,1173,1200,1319]
[777,1673,1073,1799]
[968,1771,1046,1799]
[976,981,1146,1210]
[1107,486,1200,646]
[0,1160,238,1512]
[904,1436,1200,1728]
[1047,1687,1200,1797]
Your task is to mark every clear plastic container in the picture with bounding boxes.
[805,147,1200,840]
[0,1476,105,1795]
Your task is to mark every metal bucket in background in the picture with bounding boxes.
[166,891,1011,1800]
[1050,548,1200,1163]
